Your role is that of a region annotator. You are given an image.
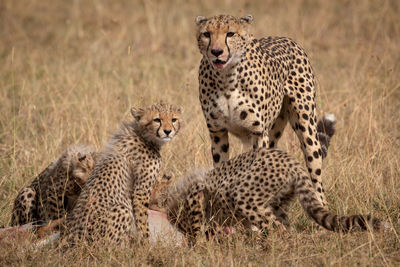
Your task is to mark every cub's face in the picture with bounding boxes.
[131,103,183,146]
[195,14,253,71]
[71,151,97,186]
[54,146,97,196]
[149,174,173,211]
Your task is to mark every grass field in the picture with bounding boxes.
[1,0,399,265]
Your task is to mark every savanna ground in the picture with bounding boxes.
[0,0,399,265]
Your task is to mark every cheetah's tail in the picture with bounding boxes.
[317,113,336,159]
[296,173,381,232]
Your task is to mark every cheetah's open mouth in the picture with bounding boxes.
[212,59,227,69]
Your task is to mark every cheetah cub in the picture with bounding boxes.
[161,119,380,243]
[60,103,182,246]
[11,145,97,226]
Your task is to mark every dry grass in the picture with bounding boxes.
[1,0,399,265]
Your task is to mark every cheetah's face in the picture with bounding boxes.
[71,152,97,186]
[131,103,183,146]
[195,14,253,71]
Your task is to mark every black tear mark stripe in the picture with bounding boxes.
[206,37,211,55]
[156,123,162,137]
[225,35,231,61]
[173,122,180,132]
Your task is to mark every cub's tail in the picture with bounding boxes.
[295,171,381,232]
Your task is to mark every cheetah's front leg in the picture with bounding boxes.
[251,132,270,150]
[209,129,229,167]
[132,193,151,242]
[132,174,157,242]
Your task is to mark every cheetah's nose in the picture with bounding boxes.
[164,129,172,136]
[211,49,223,57]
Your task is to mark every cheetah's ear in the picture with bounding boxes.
[131,107,144,121]
[240,15,253,24]
[77,152,87,162]
[176,106,183,114]
[195,16,207,26]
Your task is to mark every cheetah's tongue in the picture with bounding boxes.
[213,63,225,70]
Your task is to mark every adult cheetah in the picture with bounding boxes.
[10,145,97,226]
[60,103,182,246]
[196,14,327,206]
[160,122,379,243]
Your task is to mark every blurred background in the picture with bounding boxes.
[0,0,399,264]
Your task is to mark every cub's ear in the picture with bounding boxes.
[240,15,253,24]
[195,16,207,26]
[131,107,144,121]
[176,106,183,114]
[77,152,87,162]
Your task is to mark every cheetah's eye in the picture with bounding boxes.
[172,118,178,123]
[153,118,161,123]
[226,32,235,37]
[202,32,211,38]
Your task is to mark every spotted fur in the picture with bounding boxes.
[11,145,97,226]
[196,14,328,207]
[164,147,380,242]
[60,103,182,246]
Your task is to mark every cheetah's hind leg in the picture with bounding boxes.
[317,113,336,159]
[62,204,134,248]
[96,204,134,246]
[268,96,289,149]
[11,186,37,226]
